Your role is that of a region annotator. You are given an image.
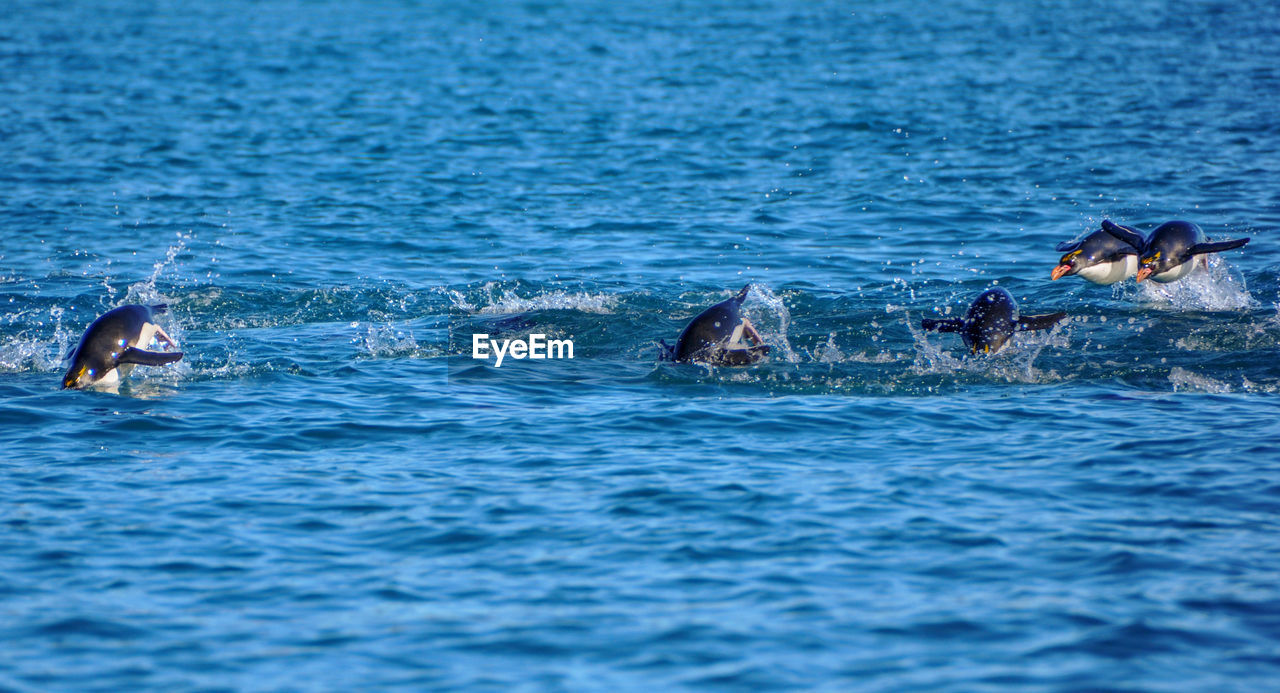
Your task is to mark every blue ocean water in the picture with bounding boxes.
[4,0,1280,689]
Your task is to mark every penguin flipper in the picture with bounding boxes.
[1016,312,1067,332]
[149,304,169,315]
[921,318,965,333]
[733,285,752,303]
[657,339,675,361]
[1100,220,1146,250]
[118,347,184,367]
[1189,238,1249,255]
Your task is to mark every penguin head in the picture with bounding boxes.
[1136,222,1201,282]
[62,353,112,389]
[1051,248,1082,280]
[1136,249,1172,282]
[62,363,92,390]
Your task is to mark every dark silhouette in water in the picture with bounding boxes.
[659,286,770,366]
[62,304,183,389]
[922,288,1066,354]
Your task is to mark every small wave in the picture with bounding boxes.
[351,322,440,359]
[1168,367,1233,393]
[31,616,147,640]
[811,334,844,363]
[1173,310,1280,352]
[1165,367,1280,394]
[808,334,897,364]
[455,283,617,315]
[197,356,278,381]
[479,290,615,315]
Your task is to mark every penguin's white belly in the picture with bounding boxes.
[1077,256,1138,285]
[1150,259,1198,283]
[89,367,123,388]
[135,321,160,349]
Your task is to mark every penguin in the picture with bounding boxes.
[921,288,1066,354]
[1050,229,1141,284]
[659,286,770,366]
[62,304,183,390]
[1099,219,1249,283]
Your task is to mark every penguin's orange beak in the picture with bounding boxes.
[1050,264,1071,281]
[1135,266,1152,283]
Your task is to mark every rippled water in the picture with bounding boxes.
[4,0,1280,690]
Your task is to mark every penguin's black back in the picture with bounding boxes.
[1079,230,1140,262]
[68,304,162,372]
[673,291,747,362]
[962,288,1018,353]
[1146,221,1205,257]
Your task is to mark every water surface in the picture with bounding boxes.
[3,0,1280,690]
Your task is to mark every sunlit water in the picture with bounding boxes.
[3,0,1280,690]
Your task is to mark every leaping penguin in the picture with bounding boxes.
[1050,229,1141,284]
[922,288,1066,354]
[659,286,770,366]
[62,304,184,390]
[1099,219,1249,283]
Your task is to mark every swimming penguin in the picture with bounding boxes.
[1050,229,1141,284]
[659,286,770,365]
[62,304,183,390]
[921,288,1066,354]
[1099,219,1249,283]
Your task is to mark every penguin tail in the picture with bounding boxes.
[1189,238,1249,255]
[733,285,751,303]
[1016,312,1067,332]
[118,347,184,367]
[921,318,964,333]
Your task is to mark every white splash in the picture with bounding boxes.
[353,322,428,358]
[460,283,616,315]
[124,232,189,306]
[0,306,73,373]
[1122,255,1253,311]
[812,334,844,363]
[443,288,477,313]
[1169,367,1232,393]
[808,333,896,364]
[741,283,800,363]
[907,312,1068,383]
[480,290,615,315]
